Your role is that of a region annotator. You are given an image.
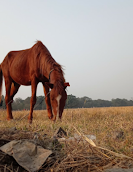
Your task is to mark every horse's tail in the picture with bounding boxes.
[0,64,3,103]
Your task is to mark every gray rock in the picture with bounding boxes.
[53,127,67,138]
[112,130,124,140]
[8,127,17,134]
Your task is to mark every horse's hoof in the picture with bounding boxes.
[51,117,56,122]
[28,119,32,124]
[7,117,13,121]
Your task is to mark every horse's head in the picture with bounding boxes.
[46,82,70,121]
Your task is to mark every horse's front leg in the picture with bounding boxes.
[43,84,53,120]
[28,78,38,123]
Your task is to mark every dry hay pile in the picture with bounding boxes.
[0,128,132,172]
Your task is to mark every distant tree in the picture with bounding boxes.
[65,95,80,108]
[1,94,133,110]
[35,96,46,110]
[23,97,31,110]
[78,96,93,108]
[111,98,128,107]
[0,95,6,109]
[12,98,24,110]
[93,99,112,107]
[127,100,133,106]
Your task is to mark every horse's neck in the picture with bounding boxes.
[49,69,63,84]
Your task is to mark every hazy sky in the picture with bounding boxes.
[0,1,133,100]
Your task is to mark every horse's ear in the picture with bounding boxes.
[64,82,70,89]
[45,82,54,89]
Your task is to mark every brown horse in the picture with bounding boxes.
[0,41,70,123]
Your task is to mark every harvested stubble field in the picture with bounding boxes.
[0,106,133,172]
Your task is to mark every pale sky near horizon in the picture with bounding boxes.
[0,1,133,100]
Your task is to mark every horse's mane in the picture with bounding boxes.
[33,41,65,93]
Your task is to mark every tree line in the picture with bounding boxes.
[0,94,133,110]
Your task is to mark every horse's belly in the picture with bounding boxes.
[11,75,31,86]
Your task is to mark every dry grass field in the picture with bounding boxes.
[0,106,133,171]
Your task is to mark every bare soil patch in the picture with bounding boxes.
[0,127,133,172]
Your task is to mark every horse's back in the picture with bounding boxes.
[1,49,32,85]
[2,49,28,67]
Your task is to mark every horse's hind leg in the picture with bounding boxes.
[10,82,20,100]
[5,78,13,120]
